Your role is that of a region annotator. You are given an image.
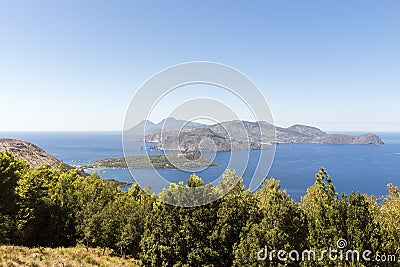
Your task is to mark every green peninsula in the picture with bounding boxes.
[89,151,217,169]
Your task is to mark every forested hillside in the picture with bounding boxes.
[0,151,399,266]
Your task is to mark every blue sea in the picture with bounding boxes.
[1,131,400,201]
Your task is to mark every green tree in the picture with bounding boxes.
[376,184,400,265]
[300,168,347,266]
[0,152,27,244]
[96,192,148,257]
[211,170,259,266]
[15,165,62,246]
[47,168,82,246]
[73,173,119,248]
[234,178,308,267]
[344,193,382,260]
[140,174,219,266]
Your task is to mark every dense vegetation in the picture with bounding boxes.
[0,151,399,266]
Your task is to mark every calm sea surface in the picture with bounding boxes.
[1,131,400,201]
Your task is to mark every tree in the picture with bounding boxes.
[234,178,308,267]
[344,193,382,257]
[299,169,392,267]
[211,170,259,266]
[15,165,60,246]
[376,183,400,264]
[0,152,27,244]
[140,174,219,266]
[47,168,82,246]
[95,192,148,257]
[73,173,119,248]
[300,168,347,265]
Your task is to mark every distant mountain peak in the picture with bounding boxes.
[287,124,328,138]
[142,119,156,125]
[125,117,206,136]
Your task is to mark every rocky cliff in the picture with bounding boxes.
[0,139,91,177]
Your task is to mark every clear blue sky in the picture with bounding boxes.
[1,0,399,131]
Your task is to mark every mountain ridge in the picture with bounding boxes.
[126,117,205,136]
[143,119,384,152]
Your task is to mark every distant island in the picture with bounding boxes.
[89,151,217,169]
[126,118,384,152]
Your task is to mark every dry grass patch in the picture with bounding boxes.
[0,246,140,267]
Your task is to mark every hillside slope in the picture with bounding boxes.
[0,139,67,169]
[0,139,90,177]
